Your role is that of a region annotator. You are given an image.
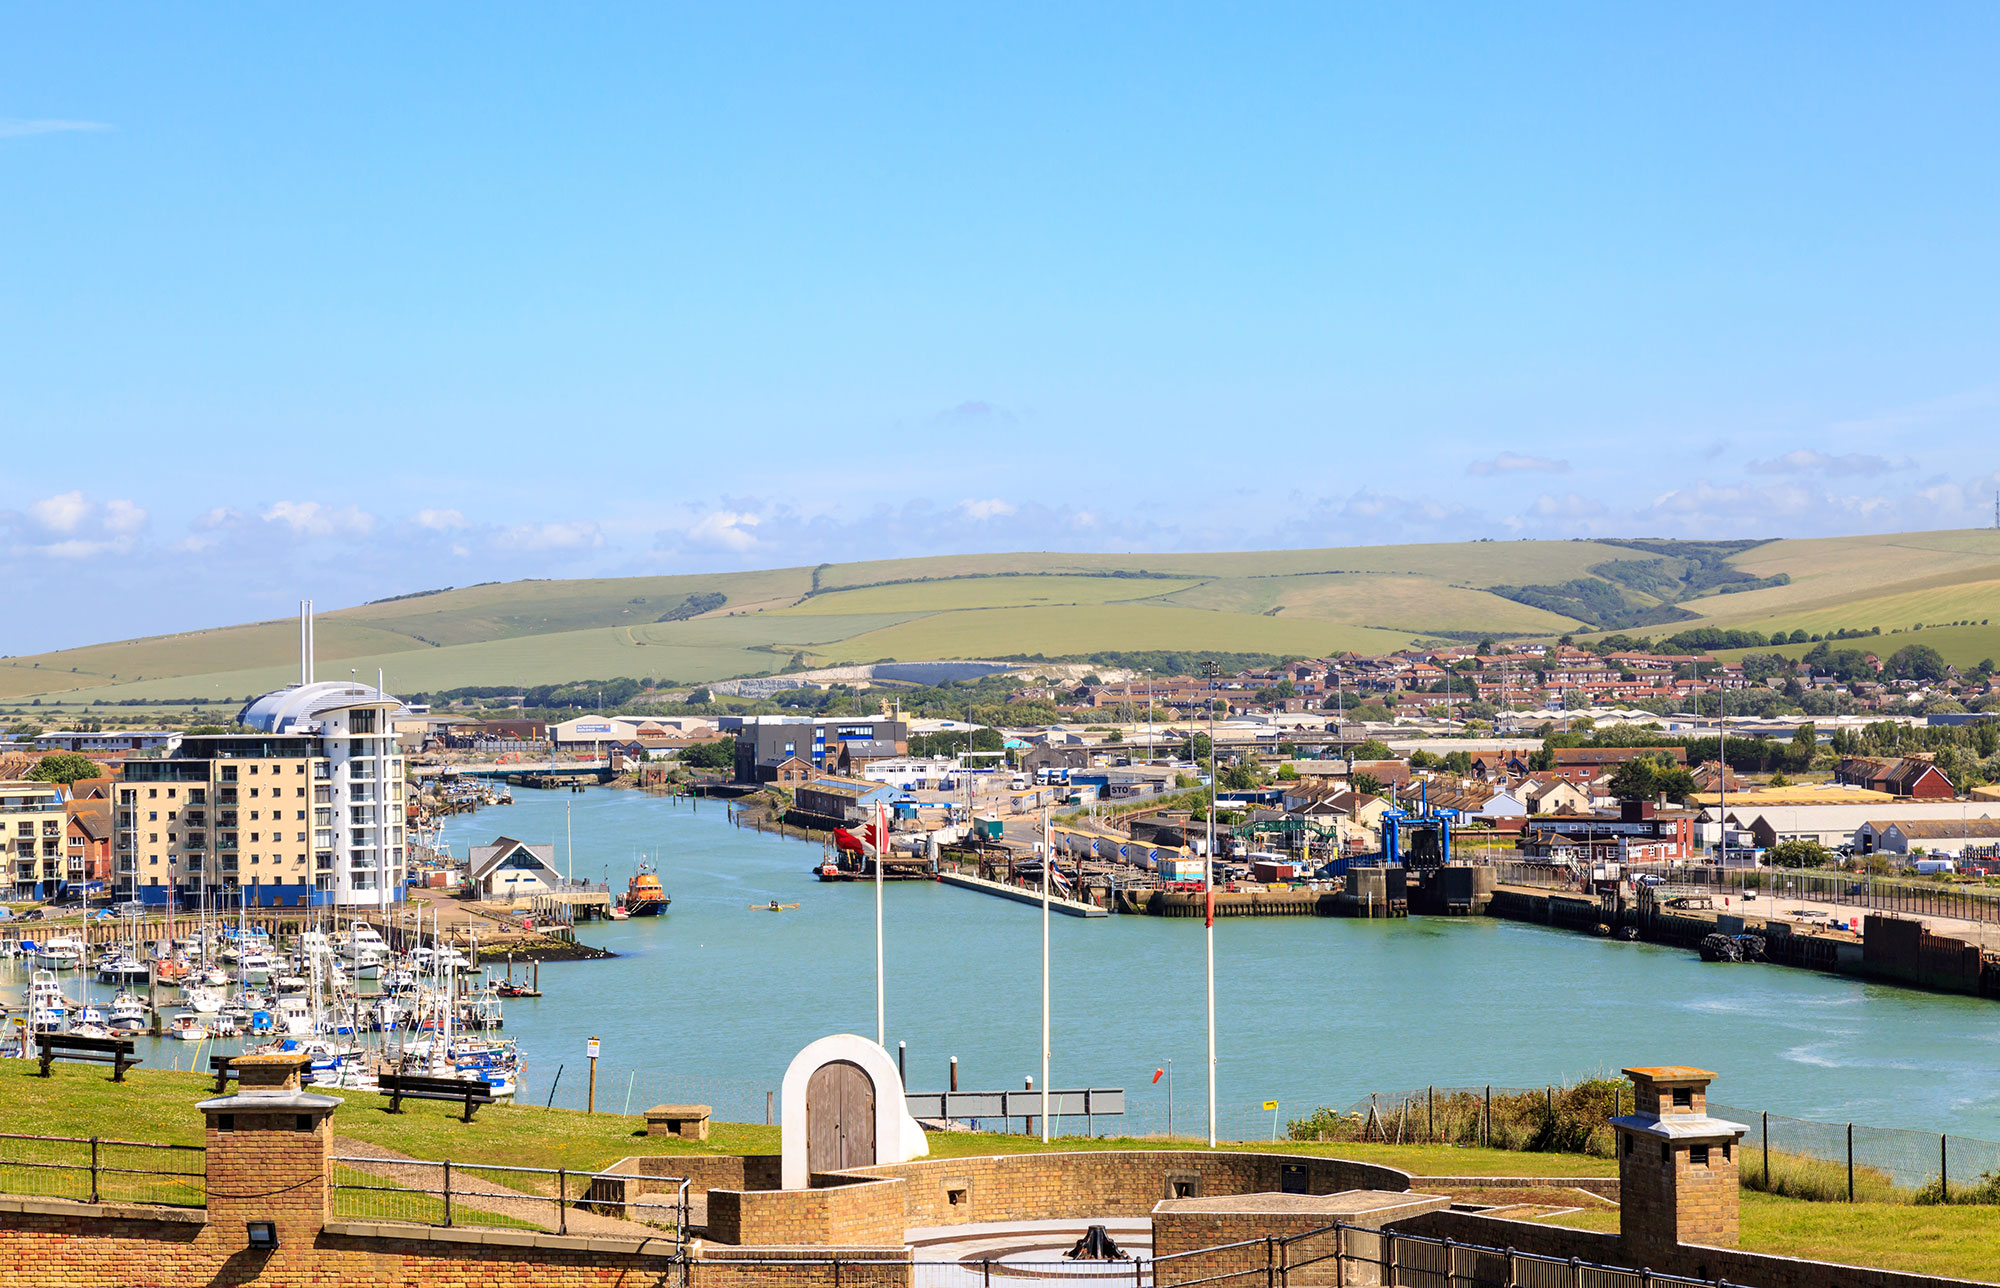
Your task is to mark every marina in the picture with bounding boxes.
[10,784,2000,1140]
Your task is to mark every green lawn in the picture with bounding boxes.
[0,1063,1613,1182]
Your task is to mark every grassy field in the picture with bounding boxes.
[777,575,1206,615]
[12,530,2000,706]
[1162,572,1584,634]
[809,603,1422,664]
[0,1062,1619,1180]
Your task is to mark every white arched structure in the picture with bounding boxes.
[780,1034,928,1191]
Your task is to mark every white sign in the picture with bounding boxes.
[587,1037,601,1059]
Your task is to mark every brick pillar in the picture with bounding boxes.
[199,1052,340,1258]
[1611,1065,1747,1261]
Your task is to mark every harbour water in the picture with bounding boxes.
[13,785,2000,1140]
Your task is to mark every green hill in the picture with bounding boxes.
[8,530,2000,711]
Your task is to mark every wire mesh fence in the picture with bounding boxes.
[1718,1102,2000,1196]
[0,1134,205,1207]
[330,1155,689,1239]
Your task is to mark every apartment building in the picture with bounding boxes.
[117,681,407,909]
[1,780,66,899]
[732,715,909,783]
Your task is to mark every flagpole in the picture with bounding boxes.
[1205,666,1218,1148]
[875,797,886,1047]
[1041,805,1051,1143]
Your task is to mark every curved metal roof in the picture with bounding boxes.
[236,681,401,734]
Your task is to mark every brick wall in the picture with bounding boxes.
[832,1151,1411,1231]
[0,1198,683,1288]
[705,1179,908,1247]
[205,1112,329,1250]
[693,1244,911,1288]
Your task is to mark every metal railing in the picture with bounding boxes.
[0,1133,205,1207]
[330,1155,689,1248]
[718,1222,1744,1288]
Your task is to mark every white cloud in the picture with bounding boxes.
[261,501,376,538]
[685,510,762,552]
[958,498,1016,521]
[192,506,240,530]
[1468,452,1569,476]
[102,499,147,534]
[28,490,90,533]
[0,118,111,139]
[1745,449,1909,477]
[414,508,468,531]
[496,520,601,551]
[1527,493,1607,519]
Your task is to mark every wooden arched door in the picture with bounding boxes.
[805,1060,876,1174]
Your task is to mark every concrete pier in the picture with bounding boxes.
[937,870,1107,917]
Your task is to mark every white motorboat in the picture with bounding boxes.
[23,970,69,1022]
[180,984,224,1015]
[273,995,315,1037]
[168,1013,209,1042]
[34,936,84,971]
[95,950,150,985]
[107,991,149,1032]
[236,950,277,983]
[272,973,310,995]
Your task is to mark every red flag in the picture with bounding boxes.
[1152,1068,1165,1085]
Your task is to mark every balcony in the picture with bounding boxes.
[184,811,206,827]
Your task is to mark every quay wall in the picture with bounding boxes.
[1483,883,2000,1005]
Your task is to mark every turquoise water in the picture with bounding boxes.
[428,789,2000,1139]
[14,785,2000,1140]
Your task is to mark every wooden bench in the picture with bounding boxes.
[211,1054,316,1094]
[37,1033,142,1082]
[378,1072,496,1122]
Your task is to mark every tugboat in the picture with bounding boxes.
[622,861,669,916]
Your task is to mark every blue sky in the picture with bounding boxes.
[3,3,1998,652]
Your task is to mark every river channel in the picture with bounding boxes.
[14,785,2000,1141]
